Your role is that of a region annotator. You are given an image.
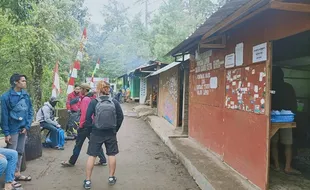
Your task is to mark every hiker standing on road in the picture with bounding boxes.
[62,83,107,167]
[1,73,33,182]
[83,81,124,189]
[66,84,81,136]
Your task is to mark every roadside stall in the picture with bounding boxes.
[167,0,310,189]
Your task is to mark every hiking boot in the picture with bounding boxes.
[108,176,117,185]
[83,180,91,189]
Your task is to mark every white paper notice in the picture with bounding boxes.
[254,85,259,93]
[253,43,267,63]
[225,53,235,68]
[235,43,244,66]
[259,72,264,82]
[210,77,218,89]
[232,81,236,86]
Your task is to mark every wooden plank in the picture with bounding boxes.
[218,4,269,34]
[201,35,224,44]
[270,1,310,12]
[199,44,226,49]
[265,41,272,190]
[271,122,297,128]
[201,0,263,41]
[270,122,296,138]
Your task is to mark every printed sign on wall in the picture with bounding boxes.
[225,53,235,68]
[139,78,147,104]
[253,42,267,63]
[235,43,244,66]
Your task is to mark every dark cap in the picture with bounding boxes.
[49,97,59,103]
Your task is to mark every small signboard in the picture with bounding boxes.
[225,53,235,68]
[253,43,267,63]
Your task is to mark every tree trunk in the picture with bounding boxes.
[25,122,42,161]
[33,54,43,111]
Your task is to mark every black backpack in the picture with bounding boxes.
[94,96,116,130]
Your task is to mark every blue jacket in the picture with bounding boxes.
[1,89,34,136]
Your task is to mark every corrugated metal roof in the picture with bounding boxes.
[147,62,182,78]
[167,0,266,56]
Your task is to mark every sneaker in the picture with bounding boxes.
[61,161,74,167]
[95,161,107,166]
[108,176,117,185]
[83,180,91,189]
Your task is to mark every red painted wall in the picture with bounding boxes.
[189,10,310,189]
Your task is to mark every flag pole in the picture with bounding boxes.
[66,27,87,94]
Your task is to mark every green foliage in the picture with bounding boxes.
[0,0,221,111]
[84,0,218,80]
[149,0,217,61]
[0,0,86,111]
[0,0,35,23]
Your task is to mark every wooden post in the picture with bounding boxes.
[265,41,273,190]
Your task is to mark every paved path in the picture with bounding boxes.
[21,104,199,190]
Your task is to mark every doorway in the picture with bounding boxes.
[179,68,185,127]
[269,30,310,189]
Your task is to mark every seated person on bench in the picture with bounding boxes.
[36,97,63,149]
[0,148,22,190]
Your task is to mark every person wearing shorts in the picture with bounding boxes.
[271,67,300,175]
[83,81,124,189]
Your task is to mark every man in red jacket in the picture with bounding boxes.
[66,85,81,112]
[62,83,106,167]
[66,85,81,135]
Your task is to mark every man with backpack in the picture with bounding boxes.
[62,83,106,167]
[1,73,33,182]
[83,81,124,189]
[36,97,65,150]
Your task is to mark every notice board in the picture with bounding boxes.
[225,63,266,114]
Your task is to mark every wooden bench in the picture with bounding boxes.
[270,122,296,139]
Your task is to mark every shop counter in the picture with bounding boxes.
[270,122,296,138]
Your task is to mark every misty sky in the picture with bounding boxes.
[84,0,163,24]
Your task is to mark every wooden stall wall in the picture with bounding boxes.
[188,10,310,189]
[158,66,180,127]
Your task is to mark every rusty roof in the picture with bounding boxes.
[167,0,268,56]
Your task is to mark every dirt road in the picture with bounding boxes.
[22,104,199,190]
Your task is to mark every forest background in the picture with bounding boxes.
[0,0,226,110]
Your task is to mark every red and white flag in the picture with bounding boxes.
[66,27,87,94]
[52,61,61,97]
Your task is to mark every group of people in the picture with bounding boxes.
[62,81,124,189]
[0,73,124,189]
